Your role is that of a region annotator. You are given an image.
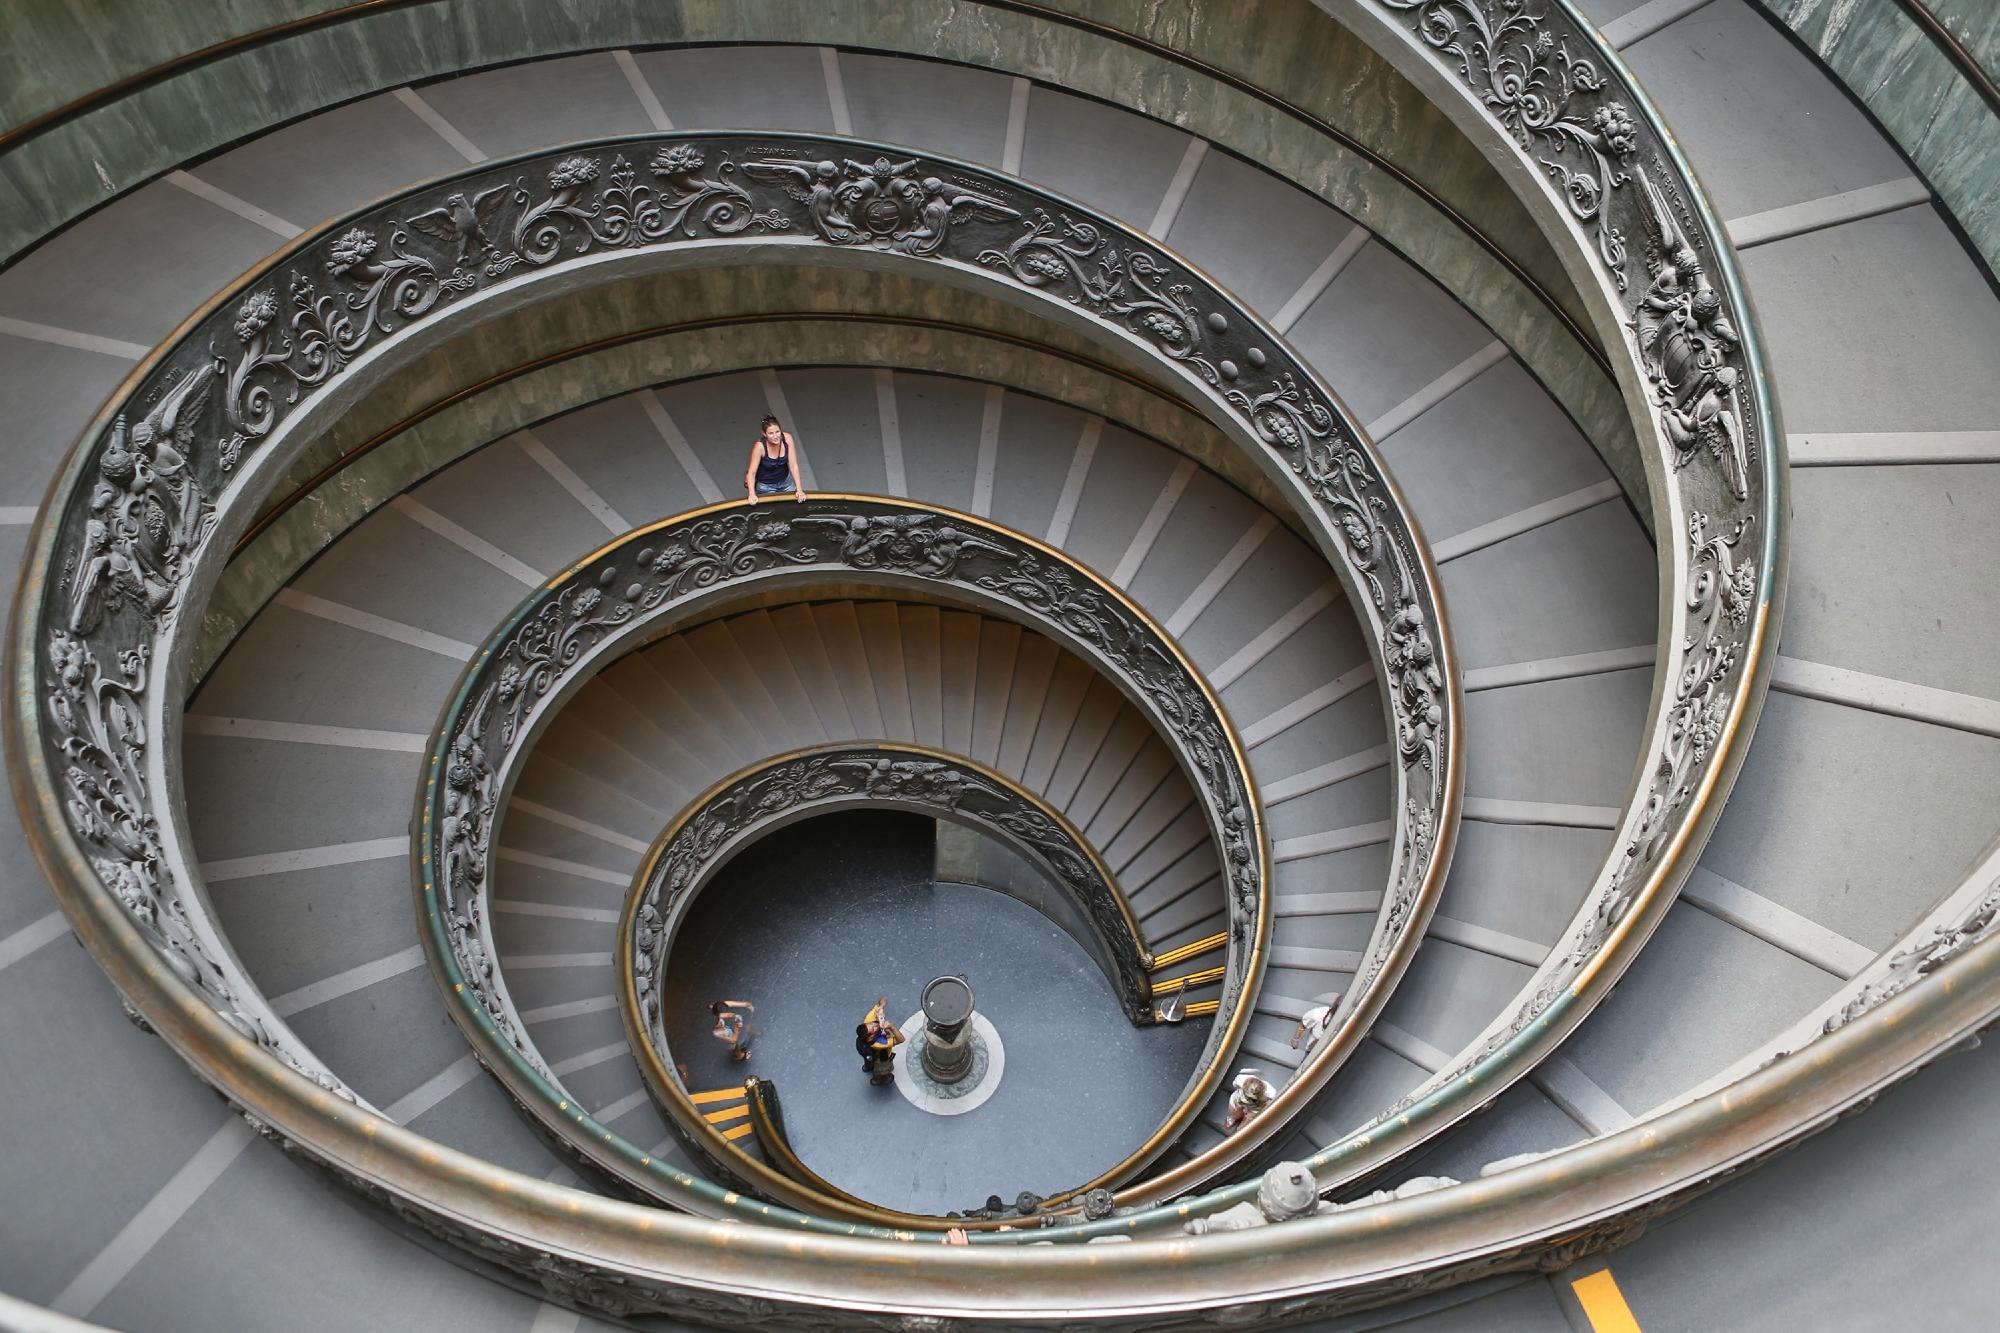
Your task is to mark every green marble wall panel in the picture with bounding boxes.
[191,268,1259,682]
[1753,0,2000,276]
[0,0,1632,514]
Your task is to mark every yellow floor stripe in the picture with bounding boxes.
[689,1086,746,1104]
[1571,1269,1642,1333]
[703,1104,750,1125]
[721,1121,755,1141]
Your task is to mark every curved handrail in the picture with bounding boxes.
[418,499,1264,1227]
[0,1,1606,391]
[1038,0,1792,1228]
[612,738,1171,1217]
[10,129,1458,1224]
[17,25,2000,1326]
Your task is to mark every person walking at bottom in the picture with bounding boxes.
[857,997,905,1086]
[709,999,755,1062]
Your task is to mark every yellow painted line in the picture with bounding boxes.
[1148,932,1227,970]
[721,1121,755,1141]
[1179,999,1220,1017]
[703,1104,750,1125]
[689,1086,746,1104]
[1571,1269,1642,1333]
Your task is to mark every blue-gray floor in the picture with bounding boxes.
[661,811,1211,1214]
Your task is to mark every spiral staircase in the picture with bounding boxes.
[1,1,1996,1328]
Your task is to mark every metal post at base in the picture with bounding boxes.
[920,975,977,1085]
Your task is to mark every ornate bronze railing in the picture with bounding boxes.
[19,11,2000,1324]
[12,129,1458,1230]
[416,499,1262,1224]
[610,737,1167,1215]
[1052,0,1792,1224]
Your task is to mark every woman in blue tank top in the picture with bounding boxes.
[744,414,807,502]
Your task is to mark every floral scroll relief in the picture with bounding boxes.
[436,503,1257,1081]
[628,749,1154,1035]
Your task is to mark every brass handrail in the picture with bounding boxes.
[611,741,1182,1220]
[419,500,1269,1228]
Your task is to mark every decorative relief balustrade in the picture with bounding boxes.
[615,743,1157,1208]
[417,498,1265,1215]
[15,131,1457,1217]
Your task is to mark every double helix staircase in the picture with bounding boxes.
[0,1,1995,1327]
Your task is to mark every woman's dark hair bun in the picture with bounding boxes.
[759,414,781,429]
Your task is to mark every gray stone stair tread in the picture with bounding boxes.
[1460,669,1652,808]
[995,632,1059,780]
[759,367,891,496]
[405,436,607,578]
[532,392,709,524]
[1018,84,1193,230]
[1378,358,1611,542]
[898,604,947,748]
[1285,239,1498,427]
[1439,502,1655,669]
[1786,464,2000,700]
[1300,1040,1430,1148]
[968,618,1023,767]
[596,660,736,787]
[1698,692,2000,953]
[193,91,473,234]
[184,736,413,862]
[816,601,887,738]
[1163,146,1357,316]
[1060,424,1179,580]
[1558,902,1845,1118]
[632,45,837,133]
[1148,911,1229,959]
[639,637,762,770]
[190,601,464,734]
[415,53,655,162]
[1265,766,1395,847]
[1377,942,1538,1064]
[1131,852,1222,922]
[938,609,983,755]
[1245,689,1387,787]
[82,1118,547,1333]
[1139,883,1227,945]
[893,372,986,512]
[1021,653,1096,793]
[987,392,1094,540]
[1217,598,1367,726]
[1065,708,1153,831]
[290,504,536,646]
[0,176,293,344]
[525,714,683,815]
[840,51,1013,166]
[1741,207,2000,433]
[727,610,826,745]
[495,801,648,879]
[855,601,917,744]
[1085,737,1178,853]
[1622,0,1910,220]
[685,619,790,756]
[767,603,855,738]
[0,342,131,503]
[1116,802,1211,890]
[1121,474,1272,627]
